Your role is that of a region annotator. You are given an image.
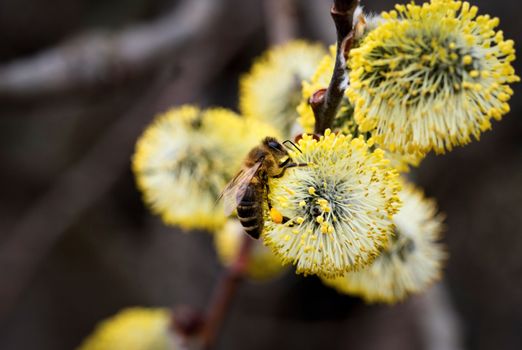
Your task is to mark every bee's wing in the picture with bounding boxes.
[219,162,261,216]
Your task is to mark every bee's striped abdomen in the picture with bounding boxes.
[237,183,264,239]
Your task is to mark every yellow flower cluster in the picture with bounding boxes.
[323,181,446,303]
[298,46,423,172]
[263,131,402,277]
[133,105,279,231]
[77,308,176,350]
[215,219,287,280]
[347,0,519,154]
[240,40,326,137]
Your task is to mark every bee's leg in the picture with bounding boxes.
[273,162,308,178]
[260,172,272,210]
[286,162,309,168]
[264,182,272,210]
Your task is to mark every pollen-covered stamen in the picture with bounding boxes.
[263,131,402,277]
[361,34,481,106]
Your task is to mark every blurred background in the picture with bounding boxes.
[0,0,521,349]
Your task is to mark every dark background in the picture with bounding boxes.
[0,0,520,349]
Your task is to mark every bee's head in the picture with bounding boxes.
[263,137,289,160]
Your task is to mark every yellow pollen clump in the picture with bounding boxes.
[270,207,284,224]
[317,198,331,213]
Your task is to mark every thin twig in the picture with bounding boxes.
[264,0,298,45]
[0,0,218,98]
[202,236,253,349]
[312,0,359,134]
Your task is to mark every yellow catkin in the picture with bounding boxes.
[77,308,176,350]
[239,40,326,137]
[322,180,446,304]
[132,105,279,231]
[263,131,402,277]
[347,0,519,154]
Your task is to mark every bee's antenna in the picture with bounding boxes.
[283,140,302,153]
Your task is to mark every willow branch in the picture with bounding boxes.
[0,0,218,98]
[312,0,359,134]
[202,236,253,349]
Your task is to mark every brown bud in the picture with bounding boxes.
[294,133,321,143]
[310,88,327,108]
[172,305,204,337]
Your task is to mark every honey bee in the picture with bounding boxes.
[219,137,305,239]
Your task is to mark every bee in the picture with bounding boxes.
[219,137,305,239]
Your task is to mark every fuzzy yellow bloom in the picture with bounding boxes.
[263,131,402,277]
[133,105,279,231]
[240,40,326,137]
[347,0,519,154]
[214,219,287,280]
[298,47,423,172]
[77,308,177,350]
[323,181,446,303]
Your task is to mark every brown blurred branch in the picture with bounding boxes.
[0,0,218,98]
[202,236,253,349]
[0,0,262,322]
[312,0,359,134]
[264,0,298,45]
[416,284,464,350]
